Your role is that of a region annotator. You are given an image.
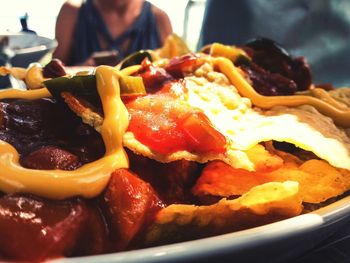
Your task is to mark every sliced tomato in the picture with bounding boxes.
[127,92,226,155]
[127,105,187,155]
[179,111,227,153]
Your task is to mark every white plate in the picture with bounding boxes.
[51,194,350,263]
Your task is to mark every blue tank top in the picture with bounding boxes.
[70,0,161,65]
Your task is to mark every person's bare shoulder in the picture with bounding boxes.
[59,0,83,20]
[53,0,83,64]
[151,5,173,44]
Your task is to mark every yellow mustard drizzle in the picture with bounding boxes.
[309,88,348,110]
[215,57,350,127]
[0,88,51,100]
[0,66,129,199]
[210,43,249,62]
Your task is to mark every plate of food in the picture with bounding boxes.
[0,35,350,263]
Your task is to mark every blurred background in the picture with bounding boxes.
[0,0,206,88]
[0,0,206,51]
[1,0,349,87]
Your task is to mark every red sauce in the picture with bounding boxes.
[126,81,226,155]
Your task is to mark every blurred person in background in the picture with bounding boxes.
[53,0,172,66]
[198,0,350,87]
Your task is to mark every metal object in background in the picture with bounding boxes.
[20,13,37,34]
[0,33,57,89]
[0,35,15,88]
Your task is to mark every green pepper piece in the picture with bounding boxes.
[44,75,99,104]
[119,75,146,95]
[120,50,152,70]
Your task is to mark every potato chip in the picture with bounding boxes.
[145,181,302,245]
[192,160,274,197]
[193,158,350,204]
[244,144,284,172]
[296,160,350,203]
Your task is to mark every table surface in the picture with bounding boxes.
[295,220,350,263]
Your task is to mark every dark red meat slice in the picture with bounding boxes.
[103,169,164,251]
[164,54,199,78]
[71,203,109,257]
[239,63,297,96]
[0,98,105,168]
[240,38,312,94]
[136,59,174,93]
[21,146,81,170]
[127,150,200,204]
[42,59,67,78]
[0,195,88,261]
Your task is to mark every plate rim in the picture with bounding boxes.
[50,193,350,263]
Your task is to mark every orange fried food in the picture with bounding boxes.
[145,181,302,246]
[245,144,284,172]
[276,159,350,203]
[193,158,350,204]
[192,160,274,197]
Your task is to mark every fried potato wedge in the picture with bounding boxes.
[193,159,350,204]
[144,181,302,245]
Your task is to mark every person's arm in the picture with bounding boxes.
[152,6,173,45]
[53,0,82,65]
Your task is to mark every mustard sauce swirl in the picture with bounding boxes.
[0,56,348,199]
[215,57,350,127]
[0,66,129,199]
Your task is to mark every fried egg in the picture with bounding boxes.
[54,60,348,172]
[183,63,350,171]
